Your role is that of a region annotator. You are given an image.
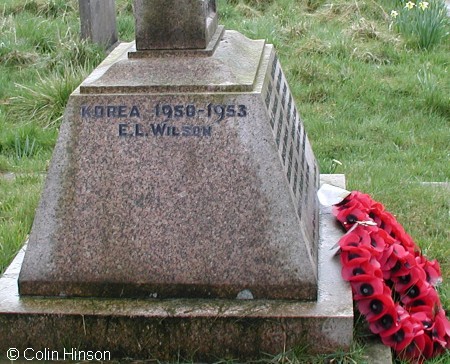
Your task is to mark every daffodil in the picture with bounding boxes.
[405,1,416,9]
[390,10,399,18]
[418,1,429,10]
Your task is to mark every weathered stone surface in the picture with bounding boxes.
[134,0,218,50]
[128,25,224,58]
[79,0,118,48]
[81,31,263,94]
[363,337,393,364]
[19,32,320,300]
[0,175,353,360]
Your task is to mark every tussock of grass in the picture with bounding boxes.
[8,63,89,129]
[349,17,382,40]
[2,0,77,18]
[235,3,262,17]
[0,48,39,66]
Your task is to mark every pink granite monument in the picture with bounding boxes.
[0,0,353,361]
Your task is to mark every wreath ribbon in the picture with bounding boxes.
[318,184,450,363]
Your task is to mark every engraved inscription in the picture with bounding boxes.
[81,105,140,118]
[264,59,320,236]
[271,55,278,79]
[155,103,247,123]
[270,101,278,129]
[118,123,212,138]
[293,160,299,197]
[276,69,282,93]
[287,95,292,119]
[81,103,248,139]
[282,125,288,163]
[265,82,273,108]
[281,84,287,107]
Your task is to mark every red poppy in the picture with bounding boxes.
[390,256,417,277]
[393,228,417,253]
[378,244,411,281]
[340,245,372,267]
[357,286,396,322]
[416,256,442,286]
[408,302,437,319]
[397,332,433,362]
[332,195,361,213]
[368,202,385,226]
[369,310,399,336]
[375,210,397,235]
[335,206,371,229]
[405,287,440,312]
[351,191,373,209]
[411,312,434,332]
[338,231,363,249]
[380,307,420,352]
[364,229,387,256]
[341,257,381,281]
[431,309,450,348]
[401,279,433,306]
[344,225,388,258]
[350,274,385,300]
[391,263,427,295]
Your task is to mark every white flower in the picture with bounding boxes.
[419,1,429,10]
[405,1,416,9]
[390,10,399,18]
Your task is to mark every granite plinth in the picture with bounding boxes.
[0,176,353,361]
[19,33,321,300]
[81,31,264,94]
[134,0,218,50]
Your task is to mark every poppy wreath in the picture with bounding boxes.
[330,189,450,362]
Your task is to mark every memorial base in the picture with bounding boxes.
[0,175,352,362]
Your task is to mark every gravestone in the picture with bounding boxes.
[0,0,353,361]
[19,0,319,301]
[79,0,118,48]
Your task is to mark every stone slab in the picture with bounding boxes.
[80,31,265,94]
[363,337,393,364]
[79,0,118,48]
[420,181,450,190]
[19,38,320,300]
[0,175,353,361]
[134,0,218,50]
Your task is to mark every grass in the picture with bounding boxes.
[0,174,44,273]
[0,0,449,362]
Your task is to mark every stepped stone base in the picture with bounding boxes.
[0,175,352,362]
[18,36,322,301]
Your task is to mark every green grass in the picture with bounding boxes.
[0,174,44,273]
[0,0,449,362]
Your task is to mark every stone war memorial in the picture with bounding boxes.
[0,0,353,361]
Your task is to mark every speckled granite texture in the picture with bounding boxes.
[0,176,353,360]
[81,31,264,93]
[19,32,320,300]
